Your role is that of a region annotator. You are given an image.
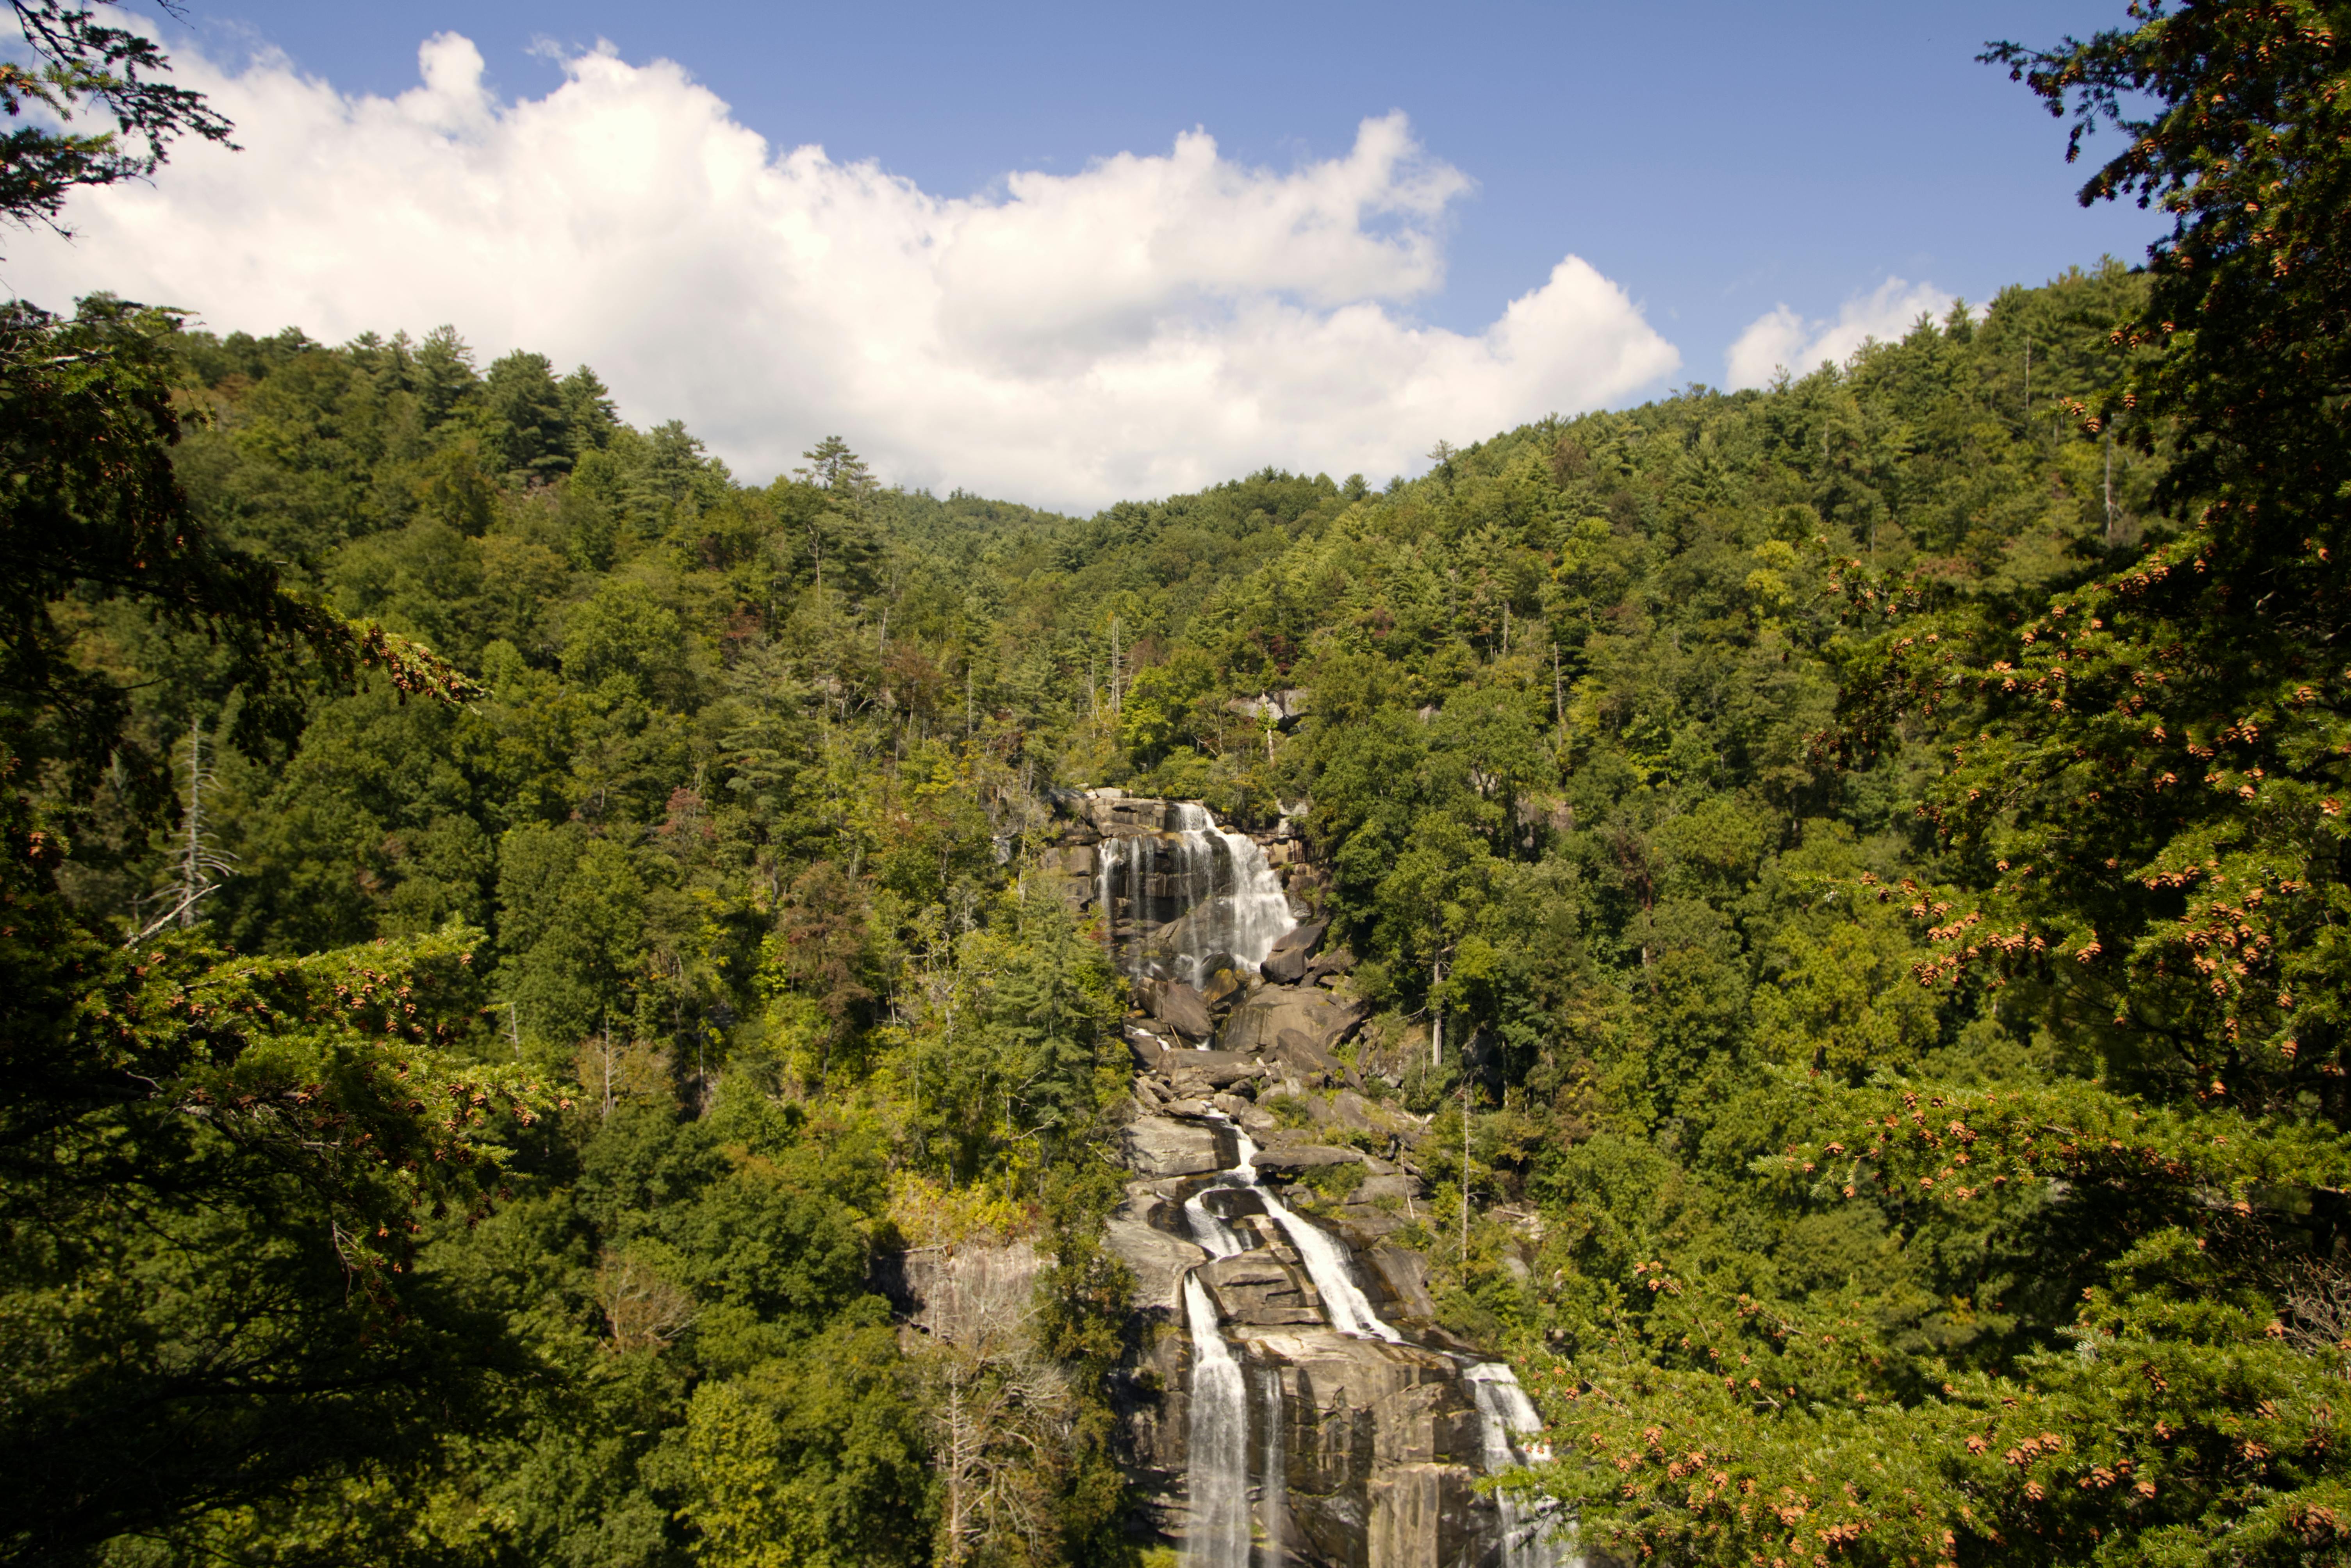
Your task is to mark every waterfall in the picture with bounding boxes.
[1183,1183,1245,1260]
[1171,803,1296,980]
[1464,1363,1573,1568]
[1187,1114,1399,1343]
[1240,1138,1402,1343]
[1098,801,1294,987]
[1258,1364,1286,1568]
[1181,1274,1253,1568]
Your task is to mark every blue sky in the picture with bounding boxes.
[7,2,2168,507]
[190,0,2161,369]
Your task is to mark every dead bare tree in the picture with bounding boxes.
[915,1253,1074,1568]
[2283,1259,2351,1380]
[591,1247,696,1352]
[130,717,236,943]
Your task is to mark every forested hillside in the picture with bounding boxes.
[8,3,2351,1564]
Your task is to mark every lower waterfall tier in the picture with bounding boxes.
[1117,1093,1577,1568]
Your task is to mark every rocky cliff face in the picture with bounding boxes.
[1039,790,1575,1568]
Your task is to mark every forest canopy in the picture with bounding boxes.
[4,2,2349,1565]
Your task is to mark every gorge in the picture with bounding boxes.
[1048,793,1576,1568]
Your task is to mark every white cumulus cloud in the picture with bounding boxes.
[2,27,1682,510]
[1723,277,1956,391]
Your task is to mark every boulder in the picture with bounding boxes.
[1197,956,1249,1011]
[1158,1049,1265,1091]
[1250,1143,1363,1174]
[1259,920,1327,984]
[1271,920,1328,959]
[1121,1115,1227,1178]
[1220,985,1368,1056]
[1323,1088,1390,1133]
[1354,1174,1418,1206]
[1270,1027,1352,1088]
[1306,945,1356,982]
[1122,1026,1165,1072]
[1147,981,1215,1041]
[1260,946,1309,985]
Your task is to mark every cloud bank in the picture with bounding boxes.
[4,30,1681,510]
[1724,277,1956,391]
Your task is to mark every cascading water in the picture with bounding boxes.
[1181,1274,1253,1568]
[1258,1365,1286,1568]
[1238,1126,1400,1343]
[1465,1363,1574,1568]
[1120,791,1572,1564]
[1098,802,1294,987]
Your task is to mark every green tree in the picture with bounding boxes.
[0,0,233,243]
[1532,7,2351,1563]
[483,349,574,482]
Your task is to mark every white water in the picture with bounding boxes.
[1464,1363,1573,1568]
[1098,802,1294,987]
[1183,1184,1245,1260]
[1258,1363,1286,1567]
[1184,1113,1401,1343]
[1181,1273,1253,1568]
[1231,1122,1402,1343]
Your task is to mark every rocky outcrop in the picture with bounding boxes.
[1221,985,1370,1057]
[1036,787,1324,925]
[1050,792,1570,1568]
[1107,1179,1209,1313]
[1250,1328,1490,1568]
[1104,1015,1556,1568]
[1137,979,1215,1039]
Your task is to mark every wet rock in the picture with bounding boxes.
[1200,1251,1322,1326]
[1122,1114,1227,1178]
[1198,957,1250,1011]
[1366,1462,1485,1568]
[1103,1181,1207,1314]
[1123,1027,1166,1072]
[1236,1328,1487,1568]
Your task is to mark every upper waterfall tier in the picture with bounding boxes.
[1095,800,1295,988]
